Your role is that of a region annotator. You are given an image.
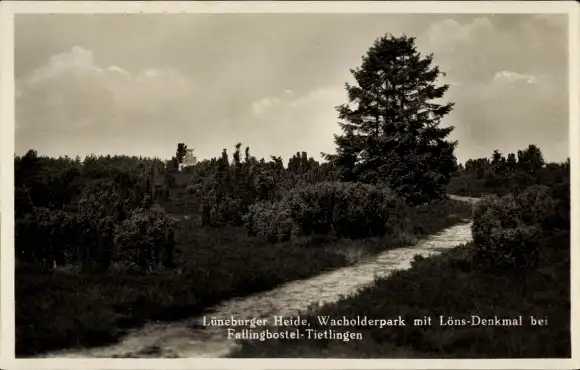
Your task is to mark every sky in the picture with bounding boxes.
[14,13,569,164]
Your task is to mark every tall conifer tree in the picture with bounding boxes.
[326,34,458,204]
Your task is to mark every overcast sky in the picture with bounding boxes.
[14,13,569,164]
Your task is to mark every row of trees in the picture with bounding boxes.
[185,144,340,227]
[15,142,345,270]
[15,149,176,272]
[450,144,570,196]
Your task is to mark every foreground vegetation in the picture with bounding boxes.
[233,173,571,358]
[15,32,570,358]
[17,193,471,356]
[233,235,569,358]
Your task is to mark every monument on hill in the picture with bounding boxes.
[179,148,197,171]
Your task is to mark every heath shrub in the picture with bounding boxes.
[472,185,560,269]
[245,181,407,241]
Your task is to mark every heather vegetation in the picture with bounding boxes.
[15,33,570,358]
[233,144,571,359]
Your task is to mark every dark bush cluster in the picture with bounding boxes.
[113,207,175,271]
[186,144,338,228]
[15,150,175,274]
[472,185,568,270]
[244,181,408,241]
[16,205,175,274]
[450,143,570,271]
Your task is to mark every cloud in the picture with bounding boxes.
[17,46,193,131]
[245,88,345,160]
[252,97,282,115]
[449,71,565,162]
[493,70,537,85]
[426,17,493,49]
[419,16,568,162]
[16,46,195,155]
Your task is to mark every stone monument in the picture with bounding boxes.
[179,148,197,171]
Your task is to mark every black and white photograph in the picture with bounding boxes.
[4,1,576,363]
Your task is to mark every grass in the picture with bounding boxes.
[231,232,570,358]
[16,197,472,357]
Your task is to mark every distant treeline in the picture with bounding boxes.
[449,144,570,197]
[14,145,341,272]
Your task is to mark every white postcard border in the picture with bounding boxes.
[1,2,578,369]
